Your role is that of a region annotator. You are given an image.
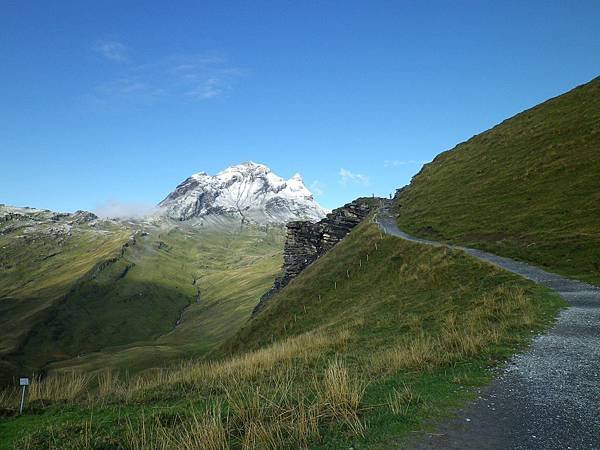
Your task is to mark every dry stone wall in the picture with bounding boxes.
[253,197,380,314]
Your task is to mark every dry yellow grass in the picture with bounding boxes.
[27,372,91,403]
[18,328,342,410]
[373,284,535,373]
[110,328,352,404]
[107,352,364,449]
[0,387,18,410]
[373,325,503,372]
[13,330,362,448]
[317,358,367,436]
[123,407,229,450]
[182,406,229,450]
[96,368,119,399]
[124,413,171,450]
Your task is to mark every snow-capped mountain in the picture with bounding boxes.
[158,162,328,224]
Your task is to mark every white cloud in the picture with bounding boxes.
[339,168,369,186]
[310,180,324,196]
[92,40,130,63]
[94,200,158,219]
[89,44,243,105]
[384,159,417,168]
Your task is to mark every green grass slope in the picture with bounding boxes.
[218,220,564,447]
[0,218,131,382]
[222,221,562,359]
[46,225,284,375]
[396,76,600,284]
[0,220,563,449]
[0,211,283,383]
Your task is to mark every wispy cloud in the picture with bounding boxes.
[88,42,243,106]
[185,77,225,100]
[384,159,418,168]
[92,40,130,63]
[339,168,369,186]
[310,180,325,196]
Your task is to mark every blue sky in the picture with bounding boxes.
[1,1,599,212]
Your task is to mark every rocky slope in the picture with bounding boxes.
[0,205,98,232]
[158,162,328,224]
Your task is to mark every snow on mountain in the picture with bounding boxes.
[158,162,328,224]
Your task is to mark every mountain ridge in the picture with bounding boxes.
[158,161,328,224]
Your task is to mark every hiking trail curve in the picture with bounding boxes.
[376,201,600,450]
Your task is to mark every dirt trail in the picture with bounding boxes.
[376,202,600,449]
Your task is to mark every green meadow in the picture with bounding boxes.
[0,221,564,449]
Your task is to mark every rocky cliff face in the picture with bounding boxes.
[158,162,328,225]
[253,197,379,314]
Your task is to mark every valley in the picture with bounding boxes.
[0,204,285,383]
[1,78,599,448]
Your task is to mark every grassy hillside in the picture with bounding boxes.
[0,221,564,449]
[396,76,600,284]
[0,216,131,383]
[0,210,283,383]
[46,225,284,375]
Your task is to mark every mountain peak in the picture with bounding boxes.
[222,161,268,172]
[159,162,328,224]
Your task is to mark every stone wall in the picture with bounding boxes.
[253,197,380,314]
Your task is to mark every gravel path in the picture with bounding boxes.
[376,202,600,450]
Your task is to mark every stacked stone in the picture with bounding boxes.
[280,221,322,281]
[252,197,379,315]
[320,201,373,253]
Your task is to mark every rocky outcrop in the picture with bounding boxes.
[0,205,99,236]
[69,211,98,224]
[253,197,380,314]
